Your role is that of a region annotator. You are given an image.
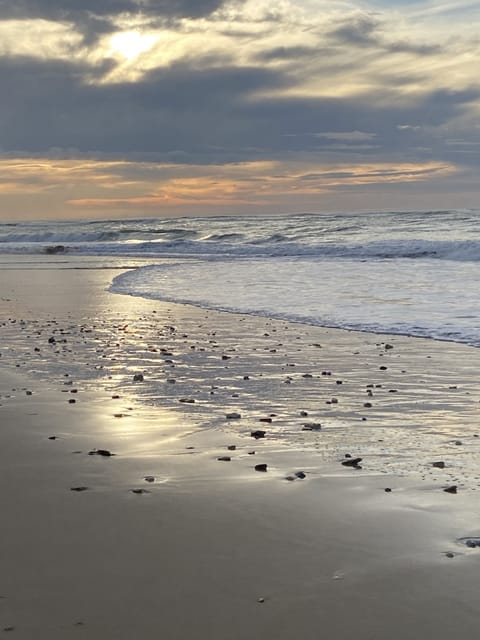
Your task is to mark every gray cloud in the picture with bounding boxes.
[0,0,226,41]
[327,12,441,56]
[0,55,479,168]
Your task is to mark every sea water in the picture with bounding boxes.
[1,210,479,346]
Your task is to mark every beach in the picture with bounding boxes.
[2,260,480,638]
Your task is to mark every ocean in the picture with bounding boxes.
[1,209,479,346]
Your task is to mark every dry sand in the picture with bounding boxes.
[1,261,480,638]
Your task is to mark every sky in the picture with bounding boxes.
[0,0,480,220]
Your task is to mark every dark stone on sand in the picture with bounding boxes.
[259,417,272,423]
[144,476,155,482]
[45,244,65,254]
[222,355,231,360]
[243,375,250,380]
[68,398,76,404]
[88,449,114,457]
[342,457,362,467]
[454,440,462,446]
[227,445,236,451]
[302,423,322,431]
[133,373,144,382]
[464,538,480,548]
[251,430,266,439]
[70,486,89,492]
[217,456,231,462]
[131,488,150,494]
[248,451,256,455]
[180,398,195,403]
[363,402,372,408]
[433,461,446,469]
[336,380,343,385]
[48,436,58,440]
[379,366,388,370]
[48,336,56,343]
[385,344,394,349]
[444,485,458,494]
[384,488,392,492]
[302,373,313,378]
[255,463,268,472]
[446,552,455,558]
[295,471,306,479]
[300,410,308,416]
[111,394,120,399]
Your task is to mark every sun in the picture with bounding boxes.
[109,30,158,61]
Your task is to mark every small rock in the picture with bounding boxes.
[131,488,150,494]
[302,422,321,431]
[433,461,446,469]
[379,366,388,370]
[88,449,114,457]
[299,410,308,417]
[259,417,272,423]
[342,457,362,467]
[295,471,306,479]
[217,456,231,462]
[226,412,241,419]
[144,476,155,483]
[255,463,268,472]
[70,486,89,492]
[180,398,195,403]
[384,487,392,493]
[444,485,458,494]
[68,398,76,404]
[251,430,266,439]
[445,552,455,558]
[48,436,58,440]
[363,402,372,408]
[227,445,236,451]
[133,373,144,382]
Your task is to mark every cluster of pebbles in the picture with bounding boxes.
[2,302,480,494]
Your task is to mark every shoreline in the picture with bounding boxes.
[2,262,480,638]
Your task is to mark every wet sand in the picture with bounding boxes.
[1,261,480,638]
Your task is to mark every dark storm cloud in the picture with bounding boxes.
[0,55,479,167]
[0,0,225,40]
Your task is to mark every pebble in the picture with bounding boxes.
[88,449,114,457]
[131,489,150,494]
[251,430,266,439]
[133,373,144,382]
[70,486,89,492]
[144,476,155,482]
[433,461,446,469]
[217,456,231,462]
[226,412,241,419]
[302,423,322,431]
[444,485,458,494]
[342,457,362,467]
[255,463,268,472]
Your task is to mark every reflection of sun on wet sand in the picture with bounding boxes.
[2,263,480,638]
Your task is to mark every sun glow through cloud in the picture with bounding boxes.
[108,30,159,61]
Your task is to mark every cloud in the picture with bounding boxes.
[0,0,227,43]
